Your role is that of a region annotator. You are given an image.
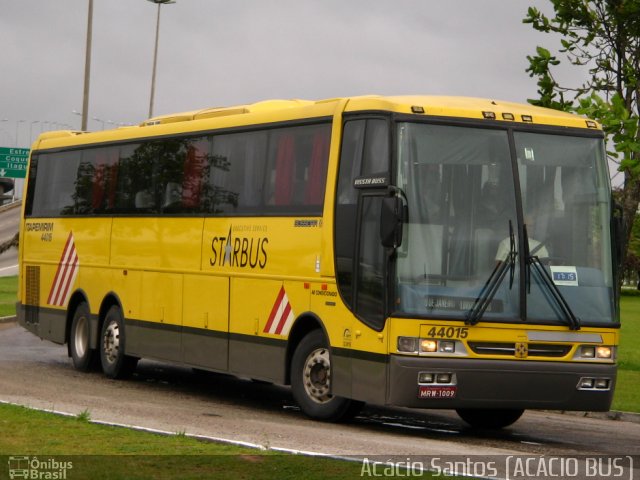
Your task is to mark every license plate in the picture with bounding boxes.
[418,386,457,399]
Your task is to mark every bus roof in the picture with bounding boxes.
[32,95,601,151]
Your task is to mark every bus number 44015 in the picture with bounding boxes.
[426,326,469,339]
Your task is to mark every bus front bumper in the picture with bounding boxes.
[387,355,616,411]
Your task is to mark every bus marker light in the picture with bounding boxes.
[595,378,609,389]
[436,373,452,384]
[522,115,533,122]
[411,106,425,114]
[418,372,434,384]
[502,112,515,121]
[482,111,496,120]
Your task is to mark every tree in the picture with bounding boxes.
[524,0,640,275]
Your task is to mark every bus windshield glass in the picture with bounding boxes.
[395,122,615,325]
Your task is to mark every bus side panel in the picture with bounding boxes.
[349,324,389,405]
[229,277,287,383]
[20,218,113,343]
[111,218,202,362]
[130,271,183,362]
[182,274,229,371]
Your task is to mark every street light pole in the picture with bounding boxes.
[81,0,94,131]
[147,0,175,119]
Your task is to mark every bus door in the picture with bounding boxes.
[335,117,391,405]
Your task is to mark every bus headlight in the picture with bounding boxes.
[396,337,468,356]
[420,339,437,353]
[439,340,455,353]
[575,345,615,362]
[397,336,418,353]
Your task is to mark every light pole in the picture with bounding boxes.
[147,0,175,119]
[81,0,94,131]
[15,120,25,147]
[29,121,40,144]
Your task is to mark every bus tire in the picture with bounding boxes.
[100,305,138,379]
[456,408,524,429]
[69,301,97,372]
[291,329,361,422]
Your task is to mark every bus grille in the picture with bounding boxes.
[468,342,571,358]
[25,266,40,325]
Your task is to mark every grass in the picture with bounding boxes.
[0,403,461,480]
[612,295,640,412]
[0,403,365,480]
[618,295,640,371]
[0,275,17,317]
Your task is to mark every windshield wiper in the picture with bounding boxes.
[523,225,581,331]
[466,221,516,326]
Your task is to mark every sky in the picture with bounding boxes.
[0,2,628,269]
[0,0,585,149]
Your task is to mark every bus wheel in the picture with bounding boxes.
[100,305,138,379]
[456,408,524,429]
[69,302,96,372]
[291,329,361,422]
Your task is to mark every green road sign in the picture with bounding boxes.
[0,147,29,178]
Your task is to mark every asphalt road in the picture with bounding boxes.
[1,321,638,477]
[0,202,19,277]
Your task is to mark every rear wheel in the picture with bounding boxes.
[100,305,138,379]
[69,302,97,372]
[291,329,363,421]
[456,408,524,429]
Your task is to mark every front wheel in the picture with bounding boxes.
[291,329,363,422]
[69,301,97,372]
[100,305,138,379]
[456,408,524,429]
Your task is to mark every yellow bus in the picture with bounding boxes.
[17,95,620,428]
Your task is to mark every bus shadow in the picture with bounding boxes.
[127,358,559,452]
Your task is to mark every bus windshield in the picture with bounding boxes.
[395,122,615,326]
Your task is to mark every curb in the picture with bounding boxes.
[0,200,21,213]
[554,409,640,424]
[0,315,16,324]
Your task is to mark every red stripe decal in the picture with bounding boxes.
[274,302,292,335]
[263,286,285,333]
[47,233,73,305]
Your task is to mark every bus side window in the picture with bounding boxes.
[274,134,295,206]
[304,129,330,207]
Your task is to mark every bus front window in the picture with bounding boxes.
[395,123,520,320]
[394,123,615,326]
[514,132,615,324]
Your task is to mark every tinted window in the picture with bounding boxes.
[26,122,331,217]
[335,118,390,320]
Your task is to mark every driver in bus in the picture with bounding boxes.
[495,214,549,263]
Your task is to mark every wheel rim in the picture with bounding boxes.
[102,321,120,365]
[73,315,89,358]
[302,347,332,404]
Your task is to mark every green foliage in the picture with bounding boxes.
[77,409,92,422]
[524,0,640,274]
